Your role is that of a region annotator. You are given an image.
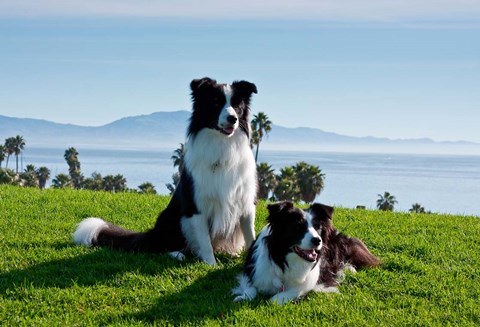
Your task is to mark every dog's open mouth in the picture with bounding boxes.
[217,126,235,136]
[293,246,318,262]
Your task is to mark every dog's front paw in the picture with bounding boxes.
[168,251,186,261]
[270,293,294,305]
[205,259,217,266]
[314,284,339,293]
[233,295,248,302]
[199,253,217,266]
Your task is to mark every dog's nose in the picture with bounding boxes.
[311,237,321,247]
[226,115,238,124]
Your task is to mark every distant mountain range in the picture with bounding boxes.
[1,111,479,155]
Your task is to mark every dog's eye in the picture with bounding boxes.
[211,96,224,108]
[235,107,244,116]
[232,101,245,114]
[294,219,307,230]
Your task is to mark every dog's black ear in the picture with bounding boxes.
[267,201,293,215]
[310,203,334,221]
[190,77,216,92]
[267,201,294,224]
[232,80,258,98]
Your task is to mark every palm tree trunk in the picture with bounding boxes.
[255,144,260,163]
[15,155,19,173]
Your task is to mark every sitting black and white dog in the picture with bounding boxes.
[73,77,258,265]
[308,203,380,287]
[232,202,335,305]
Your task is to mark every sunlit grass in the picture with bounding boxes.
[1,185,479,326]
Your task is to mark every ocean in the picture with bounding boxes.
[18,147,480,217]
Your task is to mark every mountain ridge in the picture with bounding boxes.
[1,111,479,155]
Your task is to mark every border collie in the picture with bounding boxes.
[308,203,380,287]
[73,77,258,265]
[232,202,331,305]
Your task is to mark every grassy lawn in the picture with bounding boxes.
[0,185,479,326]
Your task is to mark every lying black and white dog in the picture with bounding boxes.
[233,202,380,304]
[308,203,380,287]
[73,77,258,265]
[232,202,336,305]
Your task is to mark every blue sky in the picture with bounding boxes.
[0,1,479,143]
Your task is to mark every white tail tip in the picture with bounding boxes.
[73,217,108,246]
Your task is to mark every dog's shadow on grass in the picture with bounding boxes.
[0,243,183,290]
[118,263,255,325]
[0,243,261,325]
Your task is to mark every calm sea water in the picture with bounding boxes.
[20,147,480,216]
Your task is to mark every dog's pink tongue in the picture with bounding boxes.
[306,249,318,261]
[223,127,235,135]
[293,246,318,262]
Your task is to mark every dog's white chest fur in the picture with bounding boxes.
[249,227,319,296]
[181,128,257,263]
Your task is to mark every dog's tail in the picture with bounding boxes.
[73,217,160,252]
[348,238,381,268]
[232,274,257,302]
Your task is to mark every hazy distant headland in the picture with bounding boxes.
[1,111,479,155]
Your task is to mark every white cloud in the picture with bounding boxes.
[1,0,480,22]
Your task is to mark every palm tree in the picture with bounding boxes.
[0,168,16,185]
[36,166,51,189]
[273,167,301,202]
[294,161,325,203]
[64,147,83,188]
[165,143,186,194]
[12,135,26,173]
[171,143,185,174]
[101,174,127,192]
[4,137,16,169]
[409,203,425,213]
[24,164,36,172]
[112,174,127,192]
[0,145,6,168]
[21,164,38,187]
[166,172,180,195]
[64,147,80,166]
[102,175,115,192]
[51,173,72,188]
[377,191,397,211]
[83,172,103,191]
[250,129,260,150]
[256,162,277,200]
[251,112,272,162]
[138,182,157,194]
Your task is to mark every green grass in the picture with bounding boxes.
[1,185,479,326]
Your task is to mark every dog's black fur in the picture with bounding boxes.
[308,203,380,287]
[74,77,258,265]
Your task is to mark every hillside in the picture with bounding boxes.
[0,185,478,325]
[1,111,480,154]
[0,111,190,150]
